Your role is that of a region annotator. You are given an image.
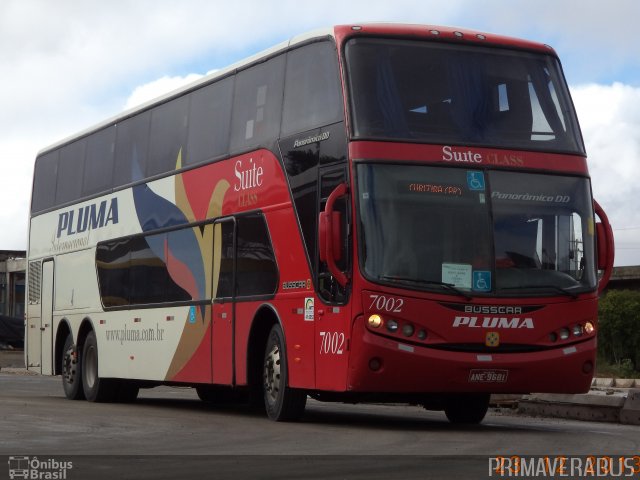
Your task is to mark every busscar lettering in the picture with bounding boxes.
[56,198,119,239]
[453,316,534,329]
[464,305,523,315]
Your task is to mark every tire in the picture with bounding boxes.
[263,324,306,421]
[61,333,84,400]
[82,330,117,402]
[443,393,490,424]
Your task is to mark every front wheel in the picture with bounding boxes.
[263,324,306,421]
[443,393,490,424]
[61,333,84,400]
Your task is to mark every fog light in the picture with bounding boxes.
[368,314,382,328]
[402,323,415,337]
[582,360,593,374]
[369,357,382,371]
[559,328,570,340]
[584,322,595,334]
[417,329,427,340]
[386,319,398,333]
[572,325,583,337]
[549,332,558,343]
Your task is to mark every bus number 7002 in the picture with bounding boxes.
[319,331,345,355]
[369,294,404,313]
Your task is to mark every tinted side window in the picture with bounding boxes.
[236,214,278,297]
[96,239,131,307]
[83,127,115,196]
[32,151,59,213]
[281,42,344,136]
[114,112,150,187]
[148,96,189,177]
[97,233,193,307]
[186,77,234,166]
[230,55,285,153]
[55,140,86,205]
[129,233,190,304]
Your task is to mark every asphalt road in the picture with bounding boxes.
[1,370,639,479]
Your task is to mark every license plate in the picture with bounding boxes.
[468,369,509,383]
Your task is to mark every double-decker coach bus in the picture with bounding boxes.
[26,24,615,423]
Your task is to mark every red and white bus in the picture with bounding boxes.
[26,24,615,423]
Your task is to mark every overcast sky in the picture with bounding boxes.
[1,0,639,265]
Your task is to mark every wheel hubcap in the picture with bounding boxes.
[264,343,281,405]
[85,345,97,389]
[63,346,77,384]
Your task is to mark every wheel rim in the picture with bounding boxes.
[84,345,97,389]
[62,345,77,385]
[263,342,281,406]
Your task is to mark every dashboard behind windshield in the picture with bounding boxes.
[356,163,597,296]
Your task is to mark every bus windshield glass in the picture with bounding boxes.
[346,38,583,154]
[356,164,597,296]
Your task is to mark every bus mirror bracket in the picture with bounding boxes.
[319,183,349,287]
[594,199,614,293]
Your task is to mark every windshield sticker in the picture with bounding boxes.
[467,171,485,191]
[492,191,571,204]
[442,263,472,289]
[473,271,492,292]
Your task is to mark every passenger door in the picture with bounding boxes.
[40,260,54,374]
[211,219,235,385]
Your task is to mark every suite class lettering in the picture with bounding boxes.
[56,198,118,238]
[441,146,524,166]
[442,145,482,163]
[234,157,264,192]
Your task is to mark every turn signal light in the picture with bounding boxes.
[368,314,382,328]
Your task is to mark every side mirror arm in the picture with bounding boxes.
[594,199,614,294]
[319,183,349,288]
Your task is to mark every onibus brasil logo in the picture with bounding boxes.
[8,456,73,479]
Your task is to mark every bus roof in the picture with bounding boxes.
[38,23,555,156]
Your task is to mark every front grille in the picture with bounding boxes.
[428,343,550,354]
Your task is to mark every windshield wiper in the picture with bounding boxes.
[499,284,579,300]
[380,276,472,300]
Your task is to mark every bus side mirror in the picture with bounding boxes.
[318,183,349,287]
[319,211,342,263]
[593,199,614,294]
[595,222,607,271]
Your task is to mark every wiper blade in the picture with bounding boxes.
[380,276,472,300]
[499,284,579,299]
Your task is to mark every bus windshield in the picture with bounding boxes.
[356,164,597,296]
[346,38,583,154]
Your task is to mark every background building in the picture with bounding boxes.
[0,250,25,319]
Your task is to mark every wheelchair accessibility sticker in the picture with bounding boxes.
[473,271,491,292]
[467,171,485,191]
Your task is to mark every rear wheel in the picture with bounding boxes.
[61,334,84,400]
[263,324,306,421]
[82,330,117,402]
[443,393,490,424]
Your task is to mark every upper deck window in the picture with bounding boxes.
[345,38,584,154]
